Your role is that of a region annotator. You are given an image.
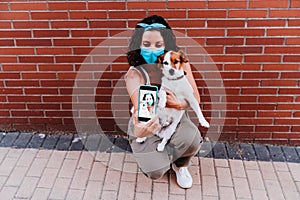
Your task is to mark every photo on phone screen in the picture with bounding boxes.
[138,85,158,122]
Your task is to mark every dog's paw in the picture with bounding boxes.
[156,143,165,152]
[136,137,147,143]
[200,120,210,128]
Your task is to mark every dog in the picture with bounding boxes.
[138,100,151,119]
[136,50,210,151]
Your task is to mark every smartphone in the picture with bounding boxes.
[138,84,158,122]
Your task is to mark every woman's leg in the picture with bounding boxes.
[168,111,203,167]
[127,117,170,180]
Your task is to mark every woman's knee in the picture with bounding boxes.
[143,167,169,180]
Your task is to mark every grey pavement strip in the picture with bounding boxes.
[0,132,299,163]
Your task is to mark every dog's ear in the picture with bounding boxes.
[157,53,165,64]
[178,50,189,63]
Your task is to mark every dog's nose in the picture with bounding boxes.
[169,68,174,75]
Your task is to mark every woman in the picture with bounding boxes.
[125,15,203,189]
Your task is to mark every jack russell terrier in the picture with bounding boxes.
[136,50,210,151]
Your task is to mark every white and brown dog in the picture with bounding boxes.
[136,50,210,151]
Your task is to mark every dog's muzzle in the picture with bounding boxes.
[169,68,174,75]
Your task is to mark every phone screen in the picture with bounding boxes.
[138,85,158,122]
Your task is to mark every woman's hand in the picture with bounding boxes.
[133,114,161,138]
[165,89,189,110]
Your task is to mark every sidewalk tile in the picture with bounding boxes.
[277,171,298,192]
[31,188,51,200]
[70,169,90,190]
[202,176,218,196]
[77,151,95,170]
[169,173,185,195]
[6,148,22,159]
[82,181,103,200]
[244,160,259,170]
[0,186,18,200]
[95,151,110,162]
[219,186,235,200]
[0,157,18,176]
[135,192,152,200]
[264,179,285,200]
[100,190,118,200]
[15,177,39,199]
[0,176,7,189]
[288,162,300,181]
[124,152,136,163]
[36,149,52,159]
[118,180,136,200]
[136,172,152,193]
[200,157,215,176]
[283,191,300,200]
[66,189,85,200]
[47,150,66,169]
[186,183,202,200]
[216,167,233,187]
[215,159,228,168]
[121,162,138,182]
[189,165,201,185]
[103,169,121,191]
[58,159,78,178]
[27,158,48,177]
[246,170,265,190]
[37,168,59,188]
[259,161,277,180]
[233,177,251,199]
[66,150,81,160]
[251,189,268,200]
[89,161,107,182]
[5,166,28,187]
[273,161,289,172]
[229,159,246,178]
[16,148,37,167]
[153,182,169,200]
[169,194,185,200]
[49,177,71,200]
[108,152,125,171]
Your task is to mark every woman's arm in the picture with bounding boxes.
[125,68,161,137]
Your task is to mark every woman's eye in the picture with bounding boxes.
[155,44,162,48]
[143,42,151,47]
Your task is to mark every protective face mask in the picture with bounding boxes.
[140,46,165,64]
[147,99,153,106]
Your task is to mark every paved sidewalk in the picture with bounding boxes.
[0,147,299,200]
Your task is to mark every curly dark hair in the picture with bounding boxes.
[127,15,180,67]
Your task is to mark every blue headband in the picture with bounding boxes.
[137,23,166,31]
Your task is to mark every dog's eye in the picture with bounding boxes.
[174,60,179,64]
[163,61,168,65]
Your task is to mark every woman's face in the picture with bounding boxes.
[141,30,165,50]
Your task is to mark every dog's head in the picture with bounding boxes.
[158,50,188,79]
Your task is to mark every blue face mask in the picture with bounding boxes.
[140,46,164,64]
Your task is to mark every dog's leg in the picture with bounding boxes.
[157,137,169,151]
[158,89,167,108]
[136,137,147,143]
[188,98,210,128]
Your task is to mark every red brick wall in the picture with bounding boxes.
[0,0,299,145]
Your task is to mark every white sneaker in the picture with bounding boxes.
[172,163,193,189]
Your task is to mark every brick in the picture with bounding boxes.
[0,39,14,46]
[250,0,288,8]
[15,177,39,199]
[202,175,218,196]
[265,180,285,199]
[209,1,246,8]
[268,28,300,36]
[16,39,52,46]
[189,10,227,18]
[70,11,106,19]
[284,55,300,62]
[71,30,107,37]
[89,20,126,28]
[48,1,87,10]
[10,2,47,10]
[226,47,262,54]
[88,2,125,10]
[70,169,90,190]
[245,55,281,62]
[136,172,152,193]
[51,21,87,28]
[169,19,205,28]
[100,191,118,200]
[207,38,244,45]
[19,56,54,63]
[103,169,121,191]
[216,167,233,187]
[270,10,300,17]
[219,187,235,200]
[117,180,136,200]
[5,166,27,187]
[208,20,245,27]
[0,30,31,38]
[233,177,251,198]
[168,1,205,9]
[0,12,29,20]
[0,187,18,200]
[229,10,267,18]
[53,39,89,46]
[248,19,286,27]
[31,12,68,20]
